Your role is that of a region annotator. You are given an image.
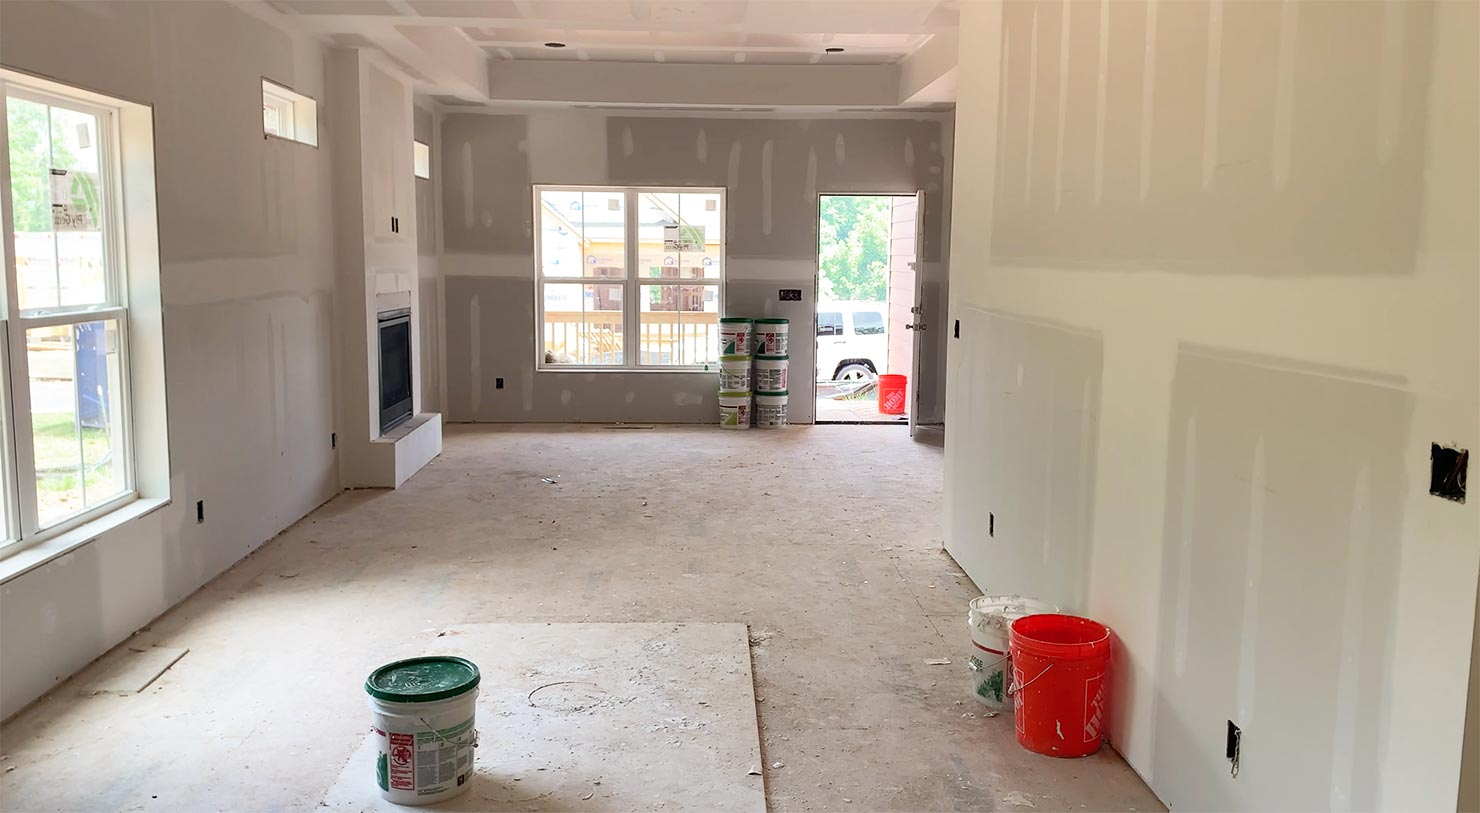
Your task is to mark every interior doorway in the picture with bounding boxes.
[815,194,921,425]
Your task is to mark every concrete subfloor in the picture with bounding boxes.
[0,424,1163,812]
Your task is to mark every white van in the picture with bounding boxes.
[815,301,888,382]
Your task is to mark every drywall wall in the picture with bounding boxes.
[414,104,442,414]
[945,0,1479,810]
[0,1,337,718]
[437,110,954,425]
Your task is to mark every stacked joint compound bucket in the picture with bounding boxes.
[967,595,1059,709]
[718,317,752,429]
[752,318,788,428]
[365,656,481,805]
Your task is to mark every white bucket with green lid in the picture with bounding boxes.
[365,656,480,805]
[719,391,751,429]
[753,318,789,355]
[966,595,1058,708]
[754,355,788,394]
[719,355,751,391]
[755,391,788,428]
[719,318,753,355]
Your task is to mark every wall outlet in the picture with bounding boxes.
[496,377,504,389]
[330,432,336,449]
[989,512,995,537]
[954,319,960,339]
[1430,443,1468,503]
[196,500,205,524]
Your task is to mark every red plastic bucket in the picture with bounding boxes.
[878,374,907,414]
[1008,614,1112,758]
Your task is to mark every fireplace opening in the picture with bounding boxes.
[378,307,413,433]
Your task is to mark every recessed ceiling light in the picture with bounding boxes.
[544,42,567,48]
[825,47,845,53]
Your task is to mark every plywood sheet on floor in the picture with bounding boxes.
[78,646,189,696]
[320,622,764,812]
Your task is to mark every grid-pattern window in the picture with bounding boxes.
[536,186,724,370]
[1,84,134,549]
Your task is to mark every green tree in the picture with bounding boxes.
[819,195,890,302]
[6,97,70,233]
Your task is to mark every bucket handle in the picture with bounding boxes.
[1006,663,1053,697]
[418,716,480,750]
[969,653,1009,672]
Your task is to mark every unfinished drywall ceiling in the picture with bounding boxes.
[0,0,338,718]
[436,110,953,425]
[945,0,1479,810]
[244,0,959,107]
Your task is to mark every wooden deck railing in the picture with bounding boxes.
[544,311,719,366]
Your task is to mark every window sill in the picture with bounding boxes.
[536,366,721,374]
[0,497,170,585]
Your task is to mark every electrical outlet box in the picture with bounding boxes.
[496,377,505,389]
[196,500,205,524]
[1430,444,1468,503]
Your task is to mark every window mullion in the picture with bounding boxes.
[624,188,638,369]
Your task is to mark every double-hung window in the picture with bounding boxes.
[1,83,135,549]
[536,186,724,370]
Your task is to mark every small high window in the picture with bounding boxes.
[261,79,317,147]
[413,141,430,180]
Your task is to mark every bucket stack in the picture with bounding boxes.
[717,318,752,429]
[752,318,789,428]
[717,316,790,428]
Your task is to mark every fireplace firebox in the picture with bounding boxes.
[378,307,413,433]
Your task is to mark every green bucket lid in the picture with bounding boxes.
[720,354,751,362]
[719,390,751,398]
[756,390,789,397]
[754,318,789,324]
[755,354,789,361]
[365,656,480,703]
[719,317,753,323]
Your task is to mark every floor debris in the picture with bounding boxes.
[924,657,952,665]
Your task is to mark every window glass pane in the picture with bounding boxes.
[542,282,623,365]
[639,284,718,366]
[637,191,681,279]
[539,190,624,278]
[581,191,624,278]
[853,311,885,335]
[27,320,124,526]
[818,312,843,336]
[49,105,107,308]
[7,96,60,310]
[6,96,108,311]
[413,141,430,180]
[679,192,722,280]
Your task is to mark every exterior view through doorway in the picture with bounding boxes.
[815,194,922,426]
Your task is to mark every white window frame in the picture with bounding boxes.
[0,81,138,553]
[534,184,726,373]
[261,79,317,147]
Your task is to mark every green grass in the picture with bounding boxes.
[31,413,119,523]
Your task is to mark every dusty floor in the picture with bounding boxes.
[0,425,1162,812]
